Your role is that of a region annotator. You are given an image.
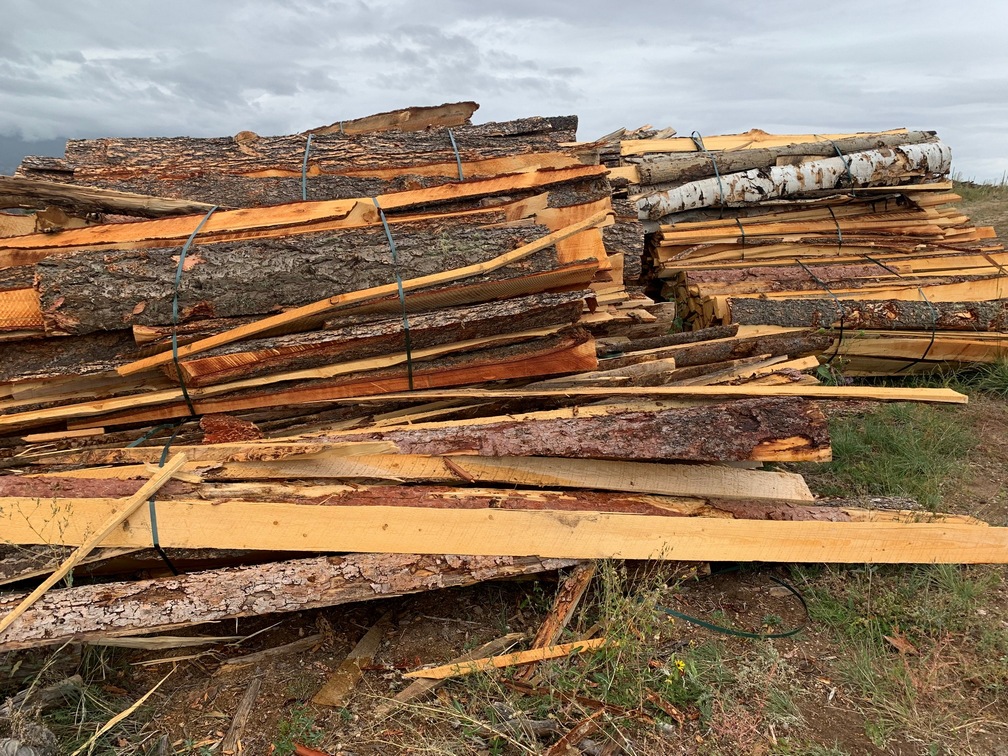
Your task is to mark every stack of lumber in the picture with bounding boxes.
[0,105,1004,652]
[611,128,1007,375]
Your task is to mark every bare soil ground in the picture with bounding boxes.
[2,185,1007,756]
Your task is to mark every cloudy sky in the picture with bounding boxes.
[2,0,1006,180]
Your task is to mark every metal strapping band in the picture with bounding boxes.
[862,254,903,277]
[371,197,415,390]
[830,140,856,195]
[691,131,725,219]
[172,206,219,417]
[301,133,313,201]
[797,259,845,365]
[448,128,464,180]
[147,420,187,575]
[826,206,843,248]
[896,288,939,374]
[735,218,747,259]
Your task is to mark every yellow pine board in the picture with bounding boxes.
[1,500,1004,564]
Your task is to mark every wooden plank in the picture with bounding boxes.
[206,455,815,503]
[0,452,187,637]
[517,563,596,681]
[403,638,608,679]
[374,632,525,717]
[271,384,966,404]
[2,500,1005,564]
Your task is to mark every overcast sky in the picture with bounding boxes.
[2,0,1006,180]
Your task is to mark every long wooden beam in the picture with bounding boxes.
[1,500,1003,563]
[269,384,968,404]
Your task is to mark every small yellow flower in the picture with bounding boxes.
[674,659,686,673]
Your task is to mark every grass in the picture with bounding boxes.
[800,402,975,510]
[273,703,326,755]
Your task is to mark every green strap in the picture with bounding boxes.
[171,206,218,416]
[301,134,313,201]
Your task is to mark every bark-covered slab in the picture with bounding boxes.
[331,397,830,463]
[0,553,576,650]
[35,222,555,335]
[729,297,1008,332]
[63,116,579,179]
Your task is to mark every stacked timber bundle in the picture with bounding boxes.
[616,128,1008,375]
[0,105,1004,653]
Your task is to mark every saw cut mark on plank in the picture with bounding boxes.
[403,638,608,680]
[0,452,187,637]
[116,209,611,376]
[3,501,1006,564]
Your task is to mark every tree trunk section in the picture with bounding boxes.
[636,142,952,221]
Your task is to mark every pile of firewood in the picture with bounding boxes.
[0,103,1005,652]
[609,129,1008,375]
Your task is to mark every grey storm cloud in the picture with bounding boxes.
[0,0,1006,179]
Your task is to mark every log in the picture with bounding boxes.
[619,128,910,157]
[636,142,952,220]
[729,297,1008,332]
[311,612,391,707]
[61,116,579,179]
[0,176,219,218]
[633,131,938,186]
[0,553,575,651]
[35,222,556,335]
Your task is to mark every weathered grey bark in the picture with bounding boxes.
[637,142,952,221]
[633,131,938,186]
[175,291,588,386]
[598,330,832,371]
[330,397,829,463]
[35,222,555,335]
[602,198,644,283]
[71,172,451,210]
[729,297,1008,331]
[59,116,579,179]
[0,330,137,382]
[596,324,740,357]
[0,176,217,218]
[0,553,576,650]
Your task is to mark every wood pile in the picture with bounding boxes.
[611,128,1008,375]
[0,104,1004,651]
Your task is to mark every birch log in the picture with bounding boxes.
[636,142,952,221]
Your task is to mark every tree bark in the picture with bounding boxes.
[0,176,218,218]
[636,142,952,221]
[35,222,555,335]
[0,553,576,650]
[60,116,579,179]
[729,297,1008,331]
[633,131,937,186]
[174,291,587,386]
[332,397,829,463]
